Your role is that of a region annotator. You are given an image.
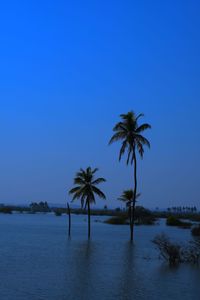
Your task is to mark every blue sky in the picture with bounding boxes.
[0,0,200,208]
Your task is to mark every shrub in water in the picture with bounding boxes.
[153,234,200,265]
[191,225,200,237]
[152,234,181,265]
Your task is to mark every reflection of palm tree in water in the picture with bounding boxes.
[116,243,141,300]
[65,241,95,300]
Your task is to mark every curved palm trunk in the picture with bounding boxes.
[87,201,91,239]
[131,151,137,242]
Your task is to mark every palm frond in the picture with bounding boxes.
[137,142,144,158]
[92,186,106,199]
[92,178,106,185]
[74,177,85,185]
[69,186,81,195]
[118,189,134,201]
[136,113,144,121]
[119,140,128,161]
[80,194,87,208]
[89,192,96,203]
[85,193,96,206]
[76,170,86,178]
[136,135,150,148]
[109,132,127,145]
[91,168,99,174]
[71,189,84,201]
[126,145,133,165]
[113,122,128,132]
[118,190,141,203]
[120,111,136,121]
[136,123,151,133]
[136,193,141,199]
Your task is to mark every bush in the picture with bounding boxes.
[105,216,127,225]
[166,216,181,225]
[54,210,62,217]
[152,234,181,265]
[105,206,156,226]
[135,206,156,225]
[166,216,192,228]
[135,216,155,225]
[191,225,200,237]
[182,238,200,264]
[153,234,200,265]
[0,206,12,214]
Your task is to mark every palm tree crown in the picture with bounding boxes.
[118,189,141,208]
[69,167,106,208]
[109,111,151,163]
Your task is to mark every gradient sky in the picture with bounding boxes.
[0,0,200,209]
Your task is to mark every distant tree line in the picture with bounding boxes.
[0,202,51,214]
[30,201,50,213]
[167,206,198,213]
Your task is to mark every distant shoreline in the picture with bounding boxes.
[0,204,200,223]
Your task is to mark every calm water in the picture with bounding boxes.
[0,213,199,300]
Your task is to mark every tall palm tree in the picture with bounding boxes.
[109,111,151,241]
[118,190,141,229]
[69,167,106,238]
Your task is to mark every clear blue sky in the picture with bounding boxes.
[0,0,200,208]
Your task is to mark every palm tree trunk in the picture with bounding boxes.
[128,207,132,231]
[87,201,91,239]
[67,203,71,238]
[131,151,137,242]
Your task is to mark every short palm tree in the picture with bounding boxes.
[69,167,106,238]
[118,190,141,228]
[109,111,151,241]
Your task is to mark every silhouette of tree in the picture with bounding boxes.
[118,189,141,230]
[109,111,151,241]
[69,167,106,238]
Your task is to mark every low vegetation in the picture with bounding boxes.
[54,209,62,216]
[166,216,192,228]
[30,202,50,213]
[153,234,181,265]
[191,225,200,237]
[0,206,12,214]
[105,216,128,225]
[135,206,156,225]
[105,206,156,225]
[154,211,200,222]
[153,234,200,265]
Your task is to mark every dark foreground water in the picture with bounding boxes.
[0,214,199,300]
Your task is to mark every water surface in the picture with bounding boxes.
[0,214,199,300]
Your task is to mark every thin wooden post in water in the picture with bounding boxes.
[67,203,71,238]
